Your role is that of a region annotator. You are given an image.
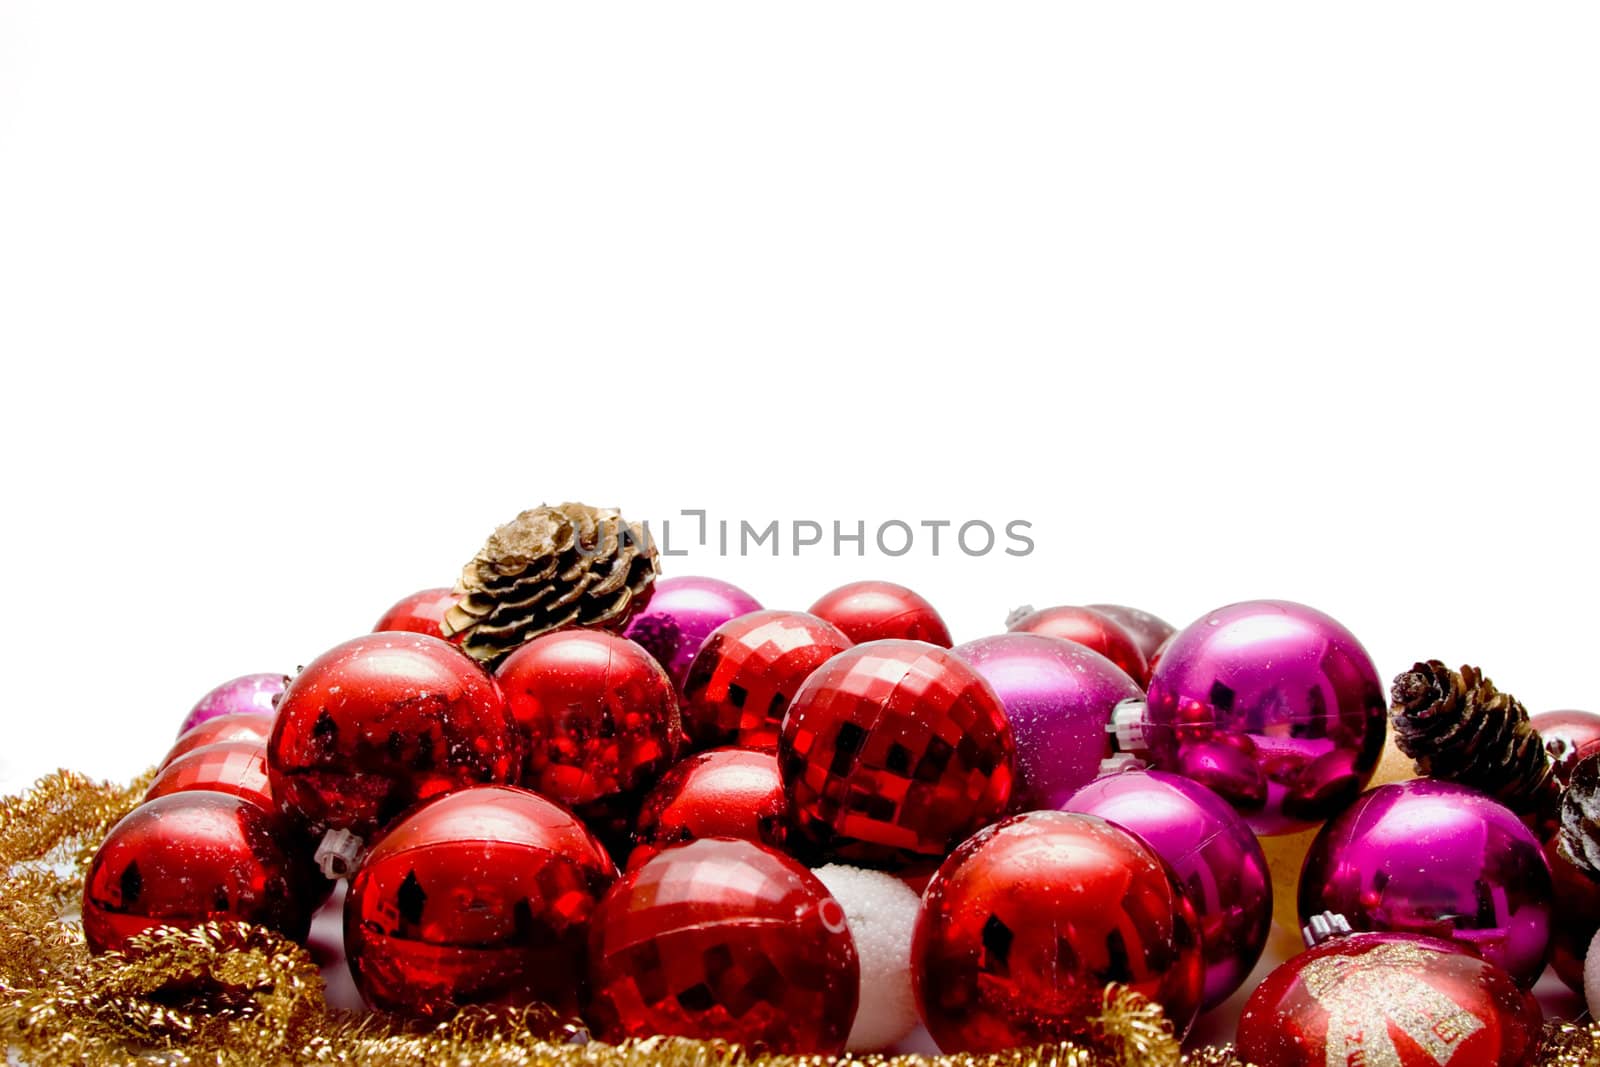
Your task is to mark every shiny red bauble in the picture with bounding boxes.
[494,631,681,812]
[911,811,1204,1053]
[585,837,859,1054]
[1531,709,1600,785]
[808,581,953,647]
[1237,932,1543,1067]
[164,712,275,769]
[682,610,853,751]
[1086,603,1176,666]
[1006,605,1149,686]
[268,633,521,839]
[629,748,788,870]
[344,785,617,1018]
[374,586,466,642]
[146,741,275,813]
[82,791,320,954]
[779,640,1015,869]
[1546,836,1600,992]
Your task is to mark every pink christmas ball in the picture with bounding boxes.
[178,672,289,736]
[622,575,762,691]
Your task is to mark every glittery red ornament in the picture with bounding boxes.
[682,610,853,751]
[82,791,320,954]
[1236,932,1543,1067]
[164,712,275,769]
[779,640,1015,869]
[809,582,953,647]
[1006,605,1149,687]
[146,741,275,813]
[344,785,617,1018]
[911,811,1203,1053]
[629,748,788,870]
[585,837,859,1054]
[494,631,680,814]
[268,633,521,840]
[374,587,466,642]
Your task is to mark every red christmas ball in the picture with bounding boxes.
[779,640,1015,869]
[147,741,275,813]
[1007,605,1149,686]
[494,631,681,813]
[1086,603,1176,666]
[809,581,953,647]
[911,811,1204,1053]
[374,587,465,642]
[268,633,521,840]
[1546,835,1600,992]
[585,837,859,1054]
[164,712,275,769]
[682,610,853,751]
[1237,932,1543,1067]
[344,785,617,1018]
[629,748,788,870]
[1531,709,1600,785]
[82,791,320,954]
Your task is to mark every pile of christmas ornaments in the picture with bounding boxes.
[78,503,1600,1066]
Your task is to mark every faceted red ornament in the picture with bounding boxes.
[82,791,320,954]
[912,811,1204,1053]
[808,581,953,647]
[147,741,275,813]
[585,837,860,1054]
[164,712,275,769]
[494,631,681,812]
[779,640,1015,869]
[682,610,853,751]
[1237,932,1543,1067]
[1006,605,1149,687]
[344,785,617,1018]
[374,586,466,642]
[629,748,788,870]
[268,633,521,839]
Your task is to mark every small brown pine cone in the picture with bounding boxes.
[442,503,659,666]
[1389,660,1555,817]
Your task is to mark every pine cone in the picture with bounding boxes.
[1389,660,1555,816]
[1559,752,1600,879]
[442,503,659,665]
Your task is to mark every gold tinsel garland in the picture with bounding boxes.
[2,772,1598,1066]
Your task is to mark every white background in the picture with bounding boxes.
[2,3,1598,797]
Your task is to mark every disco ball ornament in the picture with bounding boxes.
[1298,779,1553,987]
[911,811,1203,1053]
[344,785,616,1018]
[1062,769,1271,1009]
[82,792,320,955]
[779,640,1015,869]
[1134,599,1388,835]
[629,748,788,870]
[164,712,276,769]
[952,633,1139,809]
[177,672,288,736]
[1237,930,1542,1067]
[584,837,860,1054]
[146,741,275,814]
[681,610,853,751]
[809,581,953,647]
[623,575,763,692]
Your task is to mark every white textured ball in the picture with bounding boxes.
[1585,925,1600,1018]
[814,863,922,1052]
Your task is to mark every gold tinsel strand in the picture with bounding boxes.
[2,770,1597,1066]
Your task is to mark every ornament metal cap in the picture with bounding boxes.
[1097,752,1147,775]
[315,828,366,880]
[1108,697,1150,755]
[1301,911,1353,948]
[1004,604,1035,628]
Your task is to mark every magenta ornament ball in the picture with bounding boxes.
[1141,599,1386,835]
[178,672,290,736]
[952,634,1139,809]
[1062,769,1271,1009]
[1298,779,1553,988]
[622,576,762,691]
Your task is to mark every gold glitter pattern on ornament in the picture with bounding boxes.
[1,769,1597,1066]
[444,502,660,664]
[1300,942,1482,1067]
